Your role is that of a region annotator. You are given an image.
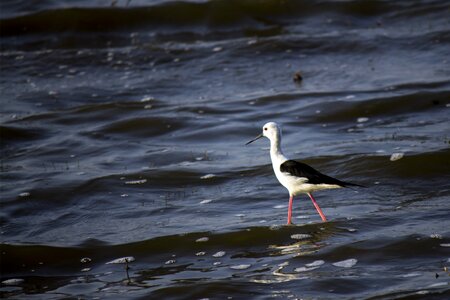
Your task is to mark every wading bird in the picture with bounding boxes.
[246,122,363,225]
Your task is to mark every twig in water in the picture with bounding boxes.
[125,258,131,284]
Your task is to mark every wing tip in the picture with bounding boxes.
[342,182,367,188]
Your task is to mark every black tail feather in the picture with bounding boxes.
[341,181,367,188]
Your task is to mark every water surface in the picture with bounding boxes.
[1,0,449,299]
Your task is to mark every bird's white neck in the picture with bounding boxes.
[269,135,288,165]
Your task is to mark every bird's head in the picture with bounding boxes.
[246,122,281,145]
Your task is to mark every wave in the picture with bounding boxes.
[0,125,46,143]
[0,0,437,36]
[312,90,450,123]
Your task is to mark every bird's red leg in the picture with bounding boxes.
[287,195,293,225]
[308,193,327,222]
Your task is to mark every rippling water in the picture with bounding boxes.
[1,0,450,298]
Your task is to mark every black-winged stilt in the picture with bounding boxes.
[246,122,363,225]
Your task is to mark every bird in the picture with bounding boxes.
[246,122,363,225]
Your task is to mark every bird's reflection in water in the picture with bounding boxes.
[250,222,337,284]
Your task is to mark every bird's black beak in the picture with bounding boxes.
[245,133,263,145]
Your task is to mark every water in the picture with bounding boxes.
[1,0,449,298]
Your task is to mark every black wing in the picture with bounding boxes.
[280,160,363,187]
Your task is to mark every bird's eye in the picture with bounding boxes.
[264,127,267,131]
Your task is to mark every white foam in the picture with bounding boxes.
[306,260,325,267]
[398,272,421,278]
[125,179,147,185]
[332,258,357,268]
[140,96,154,102]
[273,204,286,209]
[105,256,135,264]
[2,278,24,285]
[230,264,251,270]
[430,233,442,239]
[416,290,429,295]
[294,266,320,272]
[291,234,312,240]
[212,251,226,258]
[357,117,369,123]
[390,153,404,161]
[200,174,216,179]
[428,282,447,288]
[196,237,209,242]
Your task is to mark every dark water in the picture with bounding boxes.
[1,0,450,298]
